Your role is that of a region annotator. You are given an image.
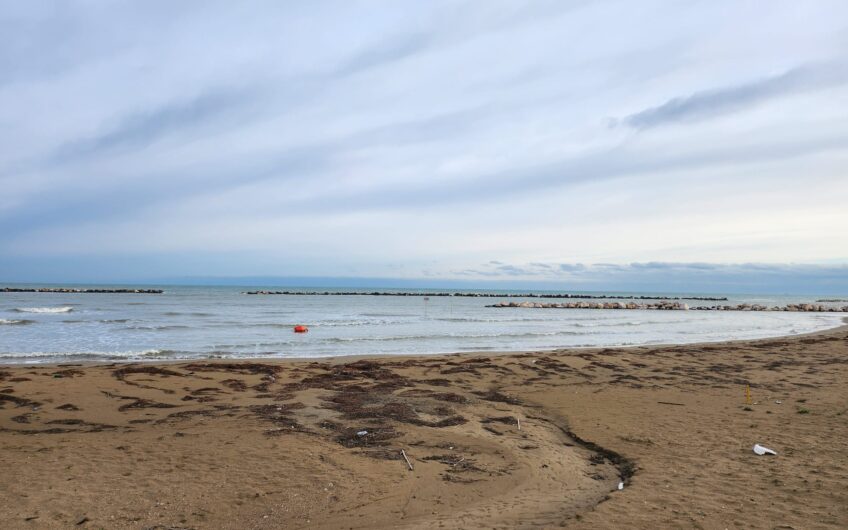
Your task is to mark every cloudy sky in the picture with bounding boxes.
[2,1,847,291]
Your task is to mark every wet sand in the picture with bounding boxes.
[1,323,847,529]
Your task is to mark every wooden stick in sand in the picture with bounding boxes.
[401,449,413,471]
[517,416,521,430]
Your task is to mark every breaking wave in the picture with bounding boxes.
[0,318,35,325]
[14,306,74,314]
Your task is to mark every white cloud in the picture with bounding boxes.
[1,0,847,284]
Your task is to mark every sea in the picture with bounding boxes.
[1,285,845,364]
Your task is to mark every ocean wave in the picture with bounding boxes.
[139,349,182,357]
[14,306,74,313]
[315,318,410,327]
[571,320,691,328]
[203,319,412,329]
[0,318,35,325]
[434,317,557,323]
[322,330,598,343]
[205,329,598,349]
[122,325,191,331]
[0,349,170,362]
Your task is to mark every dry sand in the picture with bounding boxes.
[1,323,847,529]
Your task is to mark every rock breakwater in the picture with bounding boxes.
[1,287,163,294]
[245,290,727,301]
[488,301,848,312]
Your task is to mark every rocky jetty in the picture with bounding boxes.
[1,287,163,294]
[488,301,848,312]
[489,301,690,310]
[245,290,727,301]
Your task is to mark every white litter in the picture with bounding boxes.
[774,400,782,404]
[618,482,624,490]
[753,444,777,456]
[356,430,368,436]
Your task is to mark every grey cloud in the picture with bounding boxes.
[4,111,843,246]
[49,88,252,164]
[623,63,848,129]
[471,261,848,279]
[495,264,532,275]
[283,123,848,215]
[448,262,848,294]
[335,32,433,77]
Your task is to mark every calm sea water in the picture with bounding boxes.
[1,286,845,364]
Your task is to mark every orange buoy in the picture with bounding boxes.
[293,325,308,333]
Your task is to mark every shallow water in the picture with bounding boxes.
[0,286,844,363]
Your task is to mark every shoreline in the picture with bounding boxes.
[3,316,846,369]
[2,323,847,528]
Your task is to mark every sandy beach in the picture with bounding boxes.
[1,323,847,529]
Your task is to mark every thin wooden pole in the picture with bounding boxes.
[401,449,413,471]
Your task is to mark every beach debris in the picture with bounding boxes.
[618,481,624,490]
[401,449,414,471]
[517,416,521,430]
[356,430,368,436]
[752,444,777,456]
[74,515,89,525]
[775,400,782,404]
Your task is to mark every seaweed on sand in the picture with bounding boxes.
[112,366,184,391]
[287,360,411,392]
[323,390,467,428]
[183,362,281,377]
[481,416,518,426]
[335,426,402,448]
[249,403,310,434]
[118,398,179,412]
[423,454,484,473]
[101,391,179,412]
[221,379,248,392]
[0,393,40,408]
[473,389,522,405]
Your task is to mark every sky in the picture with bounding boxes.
[1,1,847,293]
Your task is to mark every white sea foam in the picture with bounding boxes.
[0,349,167,362]
[0,318,34,325]
[14,306,74,314]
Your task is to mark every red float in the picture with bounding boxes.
[293,325,308,333]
